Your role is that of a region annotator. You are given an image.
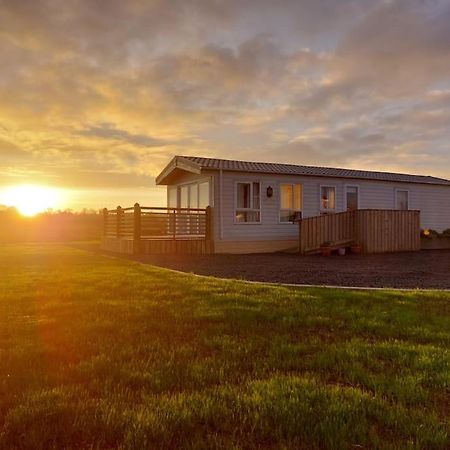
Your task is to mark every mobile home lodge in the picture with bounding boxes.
[102,156,450,255]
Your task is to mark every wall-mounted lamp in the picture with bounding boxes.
[266,186,273,198]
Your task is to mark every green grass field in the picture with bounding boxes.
[0,244,449,449]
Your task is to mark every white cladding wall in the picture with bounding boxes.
[167,170,450,241]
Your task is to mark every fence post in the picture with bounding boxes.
[173,209,177,240]
[298,218,303,254]
[102,208,108,237]
[133,203,141,254]
[116,206,123,238]
[205,206,213,239]
[205,206,214,254]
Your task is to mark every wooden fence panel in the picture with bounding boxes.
[300,209,420,254]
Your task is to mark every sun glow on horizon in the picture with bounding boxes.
[0,185,62,216]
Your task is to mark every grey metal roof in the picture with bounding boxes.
[179,156,450,186]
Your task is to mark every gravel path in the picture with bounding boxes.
[128,249,450,290]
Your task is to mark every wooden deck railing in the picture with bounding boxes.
[103,204,213,241]
[299,209,421,254]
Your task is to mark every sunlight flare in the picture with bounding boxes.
[0,185,62,216]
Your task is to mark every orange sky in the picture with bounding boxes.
[1,0,450,211]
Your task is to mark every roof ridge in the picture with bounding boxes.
[178,155,450,183]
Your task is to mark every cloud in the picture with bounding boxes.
[0,138,27,159]
[0,0,449,209]
[332,0,450,95]
[78,123,168,147]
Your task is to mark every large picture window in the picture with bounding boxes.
[168,180,210,209]
[180,185,189,208]
[198,182,209,208]
[168,187,177,208]
[235,182,260,223]
[280,184,302,222]
[189,184,198,209]
[320,186,336,211]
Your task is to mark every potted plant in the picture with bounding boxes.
[320,241,332,256]
[350,242,362,254]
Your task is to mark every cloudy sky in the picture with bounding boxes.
[1,0,450,209]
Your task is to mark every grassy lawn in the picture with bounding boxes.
[0,244,449,449]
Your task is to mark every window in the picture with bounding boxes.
[198,182,209,208]
[170,180,210,209]
[345,186,359,211]
[280,184,302,222]
[235,182,260,223]
[396,190,409,210]
[189,184,198,209]
[170,180,210,235]
[320,186,336,211]
[168,187,177,208]
[180,185,189,208]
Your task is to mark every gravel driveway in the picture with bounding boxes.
[131,249,450,289]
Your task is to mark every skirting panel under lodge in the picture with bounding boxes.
[101,237,213,255]
[139,239,213,255]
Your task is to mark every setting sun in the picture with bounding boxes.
[0,185,62,216]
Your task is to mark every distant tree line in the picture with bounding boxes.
[0,207,102,242]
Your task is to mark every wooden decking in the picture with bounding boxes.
[102,204,421,256]
[299,209,421,255]
[101,204,214,255]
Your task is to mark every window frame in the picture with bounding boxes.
[279,183,303,224]
[344,184,360,211]
[167,186,178,208]
[234,180,261,224]
[395,188,409,210]
[179,184,190,209]
[167,177,212,210]
[197,180,210,209]
[319,185,337,213]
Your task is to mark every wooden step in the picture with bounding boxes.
[304,238,355,255]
